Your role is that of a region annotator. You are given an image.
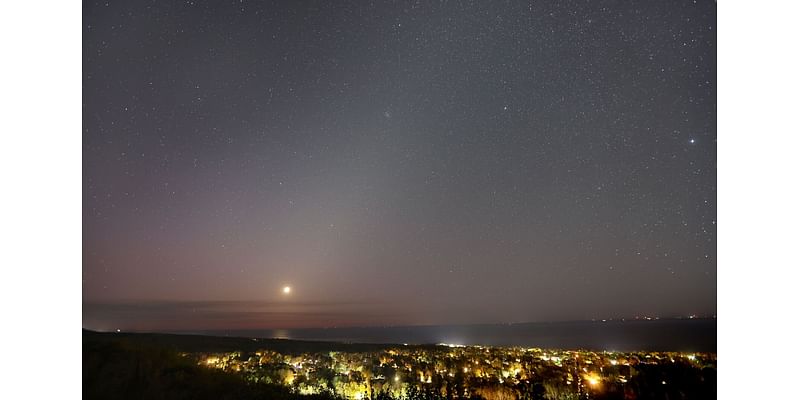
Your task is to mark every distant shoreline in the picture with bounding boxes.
[90,318,716,353]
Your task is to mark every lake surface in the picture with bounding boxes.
[179,318,716,353]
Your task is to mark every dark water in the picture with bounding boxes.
[182,318,716,353]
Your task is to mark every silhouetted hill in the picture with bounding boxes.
[83,330,346,400]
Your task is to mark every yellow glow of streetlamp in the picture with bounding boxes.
[584,373,601,387]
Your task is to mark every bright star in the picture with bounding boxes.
[283,286,291,294]
[689,138,695,144]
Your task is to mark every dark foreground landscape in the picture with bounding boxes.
[84,328,716,400]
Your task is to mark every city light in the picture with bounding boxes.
[584,373,601,387]
[195,344,714,400]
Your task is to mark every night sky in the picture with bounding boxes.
[83,0,716,332]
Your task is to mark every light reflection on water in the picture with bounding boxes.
[269,329,291,340]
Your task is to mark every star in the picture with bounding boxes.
[83,0,717,330]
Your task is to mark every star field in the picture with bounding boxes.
[83,0,716,330]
